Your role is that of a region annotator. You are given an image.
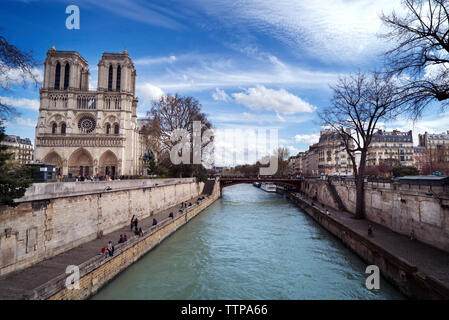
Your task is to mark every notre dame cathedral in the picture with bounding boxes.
[34,46,155,177]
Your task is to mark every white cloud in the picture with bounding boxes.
[295,133,320,145]
[232,85,316,114]
[189,0,401,63]
[0,96,39,111]
[14,117,36,127]
[137,83,165,102]
[287,145,300,155]
[0,64,43,86]
[212,88,231,102]
[276,113,286,122]
[138,52,339,93]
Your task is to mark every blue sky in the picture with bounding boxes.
[2,0,449,166]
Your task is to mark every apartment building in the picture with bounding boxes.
[367,130,414,167]
[316,129,353,176]
[1,135,34,165]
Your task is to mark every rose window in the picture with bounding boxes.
[78,116,96,133]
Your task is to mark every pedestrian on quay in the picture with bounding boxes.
[124,234,128,242]
[169,212,174,219]
[134,217,139,229]
[107,241,114,256]
[139,227,144,237]
[118,234,124,243]
[152,218,158,226]
[130,215,135,231]
[368,225,373,237]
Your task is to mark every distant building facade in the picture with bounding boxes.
[1,135,33,165]
[302,144,319,176]
[316,129,353,176]
[367,129,414,167]
[34,47,156,177]
[287,152,304,175]
[418,131,449,164]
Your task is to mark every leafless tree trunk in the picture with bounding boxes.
[320,72,404,219]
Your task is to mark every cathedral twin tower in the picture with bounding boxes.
[35,46,148,177]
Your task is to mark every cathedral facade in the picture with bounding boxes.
[34,47,150,177]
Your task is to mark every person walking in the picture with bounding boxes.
[134,217,139,229]
[130,215,135,231]
[368,225,373,237]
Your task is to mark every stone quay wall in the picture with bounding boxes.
[0,178,205,276]
[299,178,449,253]
[290,194,449,299]
[36,180,220,300]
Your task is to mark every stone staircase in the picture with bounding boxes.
[327,180,346,211]
[202,179,216,196]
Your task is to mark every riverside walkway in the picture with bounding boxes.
[291,192,449,296]
[0,196,208,300]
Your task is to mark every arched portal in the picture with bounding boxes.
[43,151,64,176]
[99,150,118,177]
[68,148,93,177]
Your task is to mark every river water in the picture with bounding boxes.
[92,184,404,300]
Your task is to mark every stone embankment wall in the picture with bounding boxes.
[0,178,204,276]
[39,179,220,300]
[299,178,449,253]
[290,194,449,300]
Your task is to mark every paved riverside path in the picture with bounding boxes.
[292,193,449,290]
[0,196,207,300]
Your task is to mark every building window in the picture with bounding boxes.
[61,123,66,135]
[114,124,119,135]
[55,63,61,90]
[64,63,70,90]
[106,123,111,135]
[52,123,57,134]
[116,65,121,91]
[108,65,113,91]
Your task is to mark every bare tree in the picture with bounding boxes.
[141,94,214,178]
[381,0,449,118]
[0,34,39,119]
[320,72,404,219]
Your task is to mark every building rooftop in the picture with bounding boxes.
[2,135,32,145]
[372,129,413,143]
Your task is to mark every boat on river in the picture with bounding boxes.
[260,183,277,193]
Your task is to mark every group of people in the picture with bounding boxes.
[131,215,144,236]
[101,241,115,257]
[180,201,192,208]
[118,234,128,243]
[100,197,211,258]
[180,196,206,209]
